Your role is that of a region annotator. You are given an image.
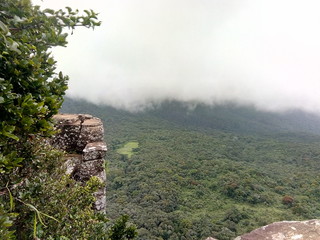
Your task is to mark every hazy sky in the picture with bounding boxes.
[33,0,320,113]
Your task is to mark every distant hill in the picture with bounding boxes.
[61,97,320,137]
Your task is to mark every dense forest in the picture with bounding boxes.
[62,97,320,240]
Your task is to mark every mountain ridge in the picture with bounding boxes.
[61,97,320,137]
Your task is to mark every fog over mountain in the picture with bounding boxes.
[34,0,320,113]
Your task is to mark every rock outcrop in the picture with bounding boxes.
[52,114,107,212]
[235,219,320,240]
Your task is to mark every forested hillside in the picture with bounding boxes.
[62,97,320,240]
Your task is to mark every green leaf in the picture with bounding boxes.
[6,183,15,211]
[33,213,37,239]
[0,20,9,34]
[3,132,19,141]
[44,8,55,15]
[5,38,21,54]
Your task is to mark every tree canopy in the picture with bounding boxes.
[61,98,320,240]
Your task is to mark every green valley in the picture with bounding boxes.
[62,98,320,240]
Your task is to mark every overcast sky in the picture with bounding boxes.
[32,0,320,113]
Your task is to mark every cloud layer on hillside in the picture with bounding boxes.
[33,0,320,113]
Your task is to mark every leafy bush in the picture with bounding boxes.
[0,1,137,239]
[0,0,100,168]
[282,196,294,206]
[0,131,137,239]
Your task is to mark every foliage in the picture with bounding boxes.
[109,215,137,240]
[0,0,100,172]
[0,204,17,239]
[62,98,320,240]
[0,138,137,239]
[0,1,137,239]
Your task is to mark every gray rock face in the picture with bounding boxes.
[52,114,107,212]
[235,219,320,240]
[52,114,104,152]
[72,159,105,182]
[64,154,82,175]
[94,188,107,212]
[83,142,108,161]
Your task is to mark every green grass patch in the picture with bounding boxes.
[116,141,139,158]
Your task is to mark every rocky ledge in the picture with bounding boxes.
[205,220,320,240]
[52,114,107,212]
[235,219,320,240]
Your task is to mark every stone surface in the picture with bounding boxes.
[235,219,320,240]
[52,114,104,152]
[53,114,92,125]
[64,154,82,175]
[77,118,104,151]
[71,159,105,182]
[53,114,107,212]
[94,188,107,211]
[83,142,107,161]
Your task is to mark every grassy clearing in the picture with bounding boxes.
[116,141,139,158]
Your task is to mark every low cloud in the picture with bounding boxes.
[34,0,320,113]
